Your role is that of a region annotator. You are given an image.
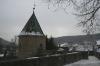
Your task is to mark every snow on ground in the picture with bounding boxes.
[64,56,100,66]
[26,57,39,59]
[0,54,4,57]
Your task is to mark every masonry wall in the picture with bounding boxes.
[16,35,46,58]
[0,52,88,66]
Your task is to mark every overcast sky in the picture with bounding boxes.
[0,0,84,41]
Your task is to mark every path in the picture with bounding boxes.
[64,56,100,66]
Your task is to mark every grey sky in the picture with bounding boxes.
[0,0,84,41]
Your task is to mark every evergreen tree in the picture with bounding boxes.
[46,36,58,50]
[0,44,3,53]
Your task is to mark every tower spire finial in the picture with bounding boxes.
[33,7,35,10]
[33,0,35,10]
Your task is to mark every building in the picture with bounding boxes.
[16,9,46,58]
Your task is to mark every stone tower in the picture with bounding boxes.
[17,10,46,58]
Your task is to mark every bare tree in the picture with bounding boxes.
[47,0,100,34]
[75,0,100,34]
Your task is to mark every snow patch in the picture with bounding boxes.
[26,57,39,59]
[96,40,100,45]
[57,48,64,51]
[19,31,43,36]
[60,43,69,47]
[0,54,4,57]
[64,56,100,66]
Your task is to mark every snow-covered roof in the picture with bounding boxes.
[60,43,69,47]
[96,40,100,45]
[97,48,100,52]
[73,44,78,47]
[57,48,64,51]
[76,45,93,51]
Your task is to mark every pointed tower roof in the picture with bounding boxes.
[20,10,44,36]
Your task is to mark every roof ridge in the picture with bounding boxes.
[20,10,44,36]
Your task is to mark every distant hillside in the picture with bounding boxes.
[54,33,100,44]
[0,38,11,47]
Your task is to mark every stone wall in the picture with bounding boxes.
[0,52,88,66]
[95,52,100,59]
